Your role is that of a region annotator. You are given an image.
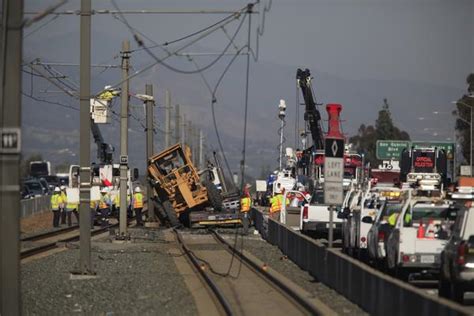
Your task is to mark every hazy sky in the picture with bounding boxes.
[21,0,474,172]
[24,0,473,87]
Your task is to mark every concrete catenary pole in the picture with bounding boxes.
[174,104,180,144]
[187,120,194,163]
[199,129,204,169]
[145,84,155,221]
[181,113,186,148]
[0,0,23,314]
[78,0,93,274]
[165,90,171,148]
[119,40,130,237]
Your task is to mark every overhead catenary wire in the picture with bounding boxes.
[111,0,247,75]
[93,5,244,97]
[129,8,245,52]
[23,14,60,39]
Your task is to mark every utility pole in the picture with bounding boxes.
[187,120,194,163]
[165,89,171,148]
[0,0,23,314]
[174,104,180,144]
[119,40,130,238]
[145,84,155,221]
[181,113,186,148]
[78,0,93,275]
[199,129,204,169]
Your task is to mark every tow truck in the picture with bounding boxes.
[385,147,456,279]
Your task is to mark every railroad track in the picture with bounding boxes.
[20,223,118,260]
[173,228,326,316]
[21,225,80,242]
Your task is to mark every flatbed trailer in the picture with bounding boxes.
[189,208,242,227]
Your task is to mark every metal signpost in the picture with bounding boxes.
[324,137,344,248]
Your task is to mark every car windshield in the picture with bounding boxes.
[411,204,457,221]
[25,182,42,191]
[310,191,324,204]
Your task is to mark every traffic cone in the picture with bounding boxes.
[417,219,425,239]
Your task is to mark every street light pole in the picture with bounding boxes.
[278,99,287,171]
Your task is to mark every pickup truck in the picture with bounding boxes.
[342,188,379,260]
[367,199,404,267]
[386,192,458,279]
[281,190,309,230]
[300,190,343,239]
[439,202,474,303]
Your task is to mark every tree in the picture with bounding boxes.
[454,73,474,165]
[349,99,410,167]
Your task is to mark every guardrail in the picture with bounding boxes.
[251,208,470,316]
[20,196,50,218]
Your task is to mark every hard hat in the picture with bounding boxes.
[104,85,112,90]
[134,187,141,193]
[54,187,60,192]
[60,185,66,190]
[100,187,108,193]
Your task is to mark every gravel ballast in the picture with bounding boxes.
[22,228,197,315]
[220,229,368,315]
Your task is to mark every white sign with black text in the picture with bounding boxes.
[324,157,344,182]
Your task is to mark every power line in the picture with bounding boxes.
[22,91,79,111]
[130,9,244,52]
[24,9,258,15]
[93,7,243,97]
[24,14,60,39]
[111,0,247,75]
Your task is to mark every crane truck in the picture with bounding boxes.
[296,68,365,238]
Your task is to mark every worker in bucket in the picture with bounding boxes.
[98,187,112,227]
[133,187,144,226]
[51,187,64,228]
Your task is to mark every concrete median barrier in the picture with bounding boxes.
[20,195,50,218]
[251,208,470,316]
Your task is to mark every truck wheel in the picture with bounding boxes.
[204,181,223,212]
[438,277,451,298]
[153,201,168,226]
[451,283,464,303]
[163,200,181,228]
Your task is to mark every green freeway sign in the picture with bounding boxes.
[412,141,454,156]
[376,140,455,160]
[376,140,410,160]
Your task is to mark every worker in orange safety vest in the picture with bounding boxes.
[133,187,144,226]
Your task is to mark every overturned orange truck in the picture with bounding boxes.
[148,143,234,227]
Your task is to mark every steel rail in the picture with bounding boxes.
[20,224,118,259]
[210,229,324,316]
[172,228,233,316]
[21,225,80,242]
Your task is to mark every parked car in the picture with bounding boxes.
[439,203,474,302]
[23,179,44,197]
[21,186,33,199]
[37,178,51,195]
[42,175,60,191]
